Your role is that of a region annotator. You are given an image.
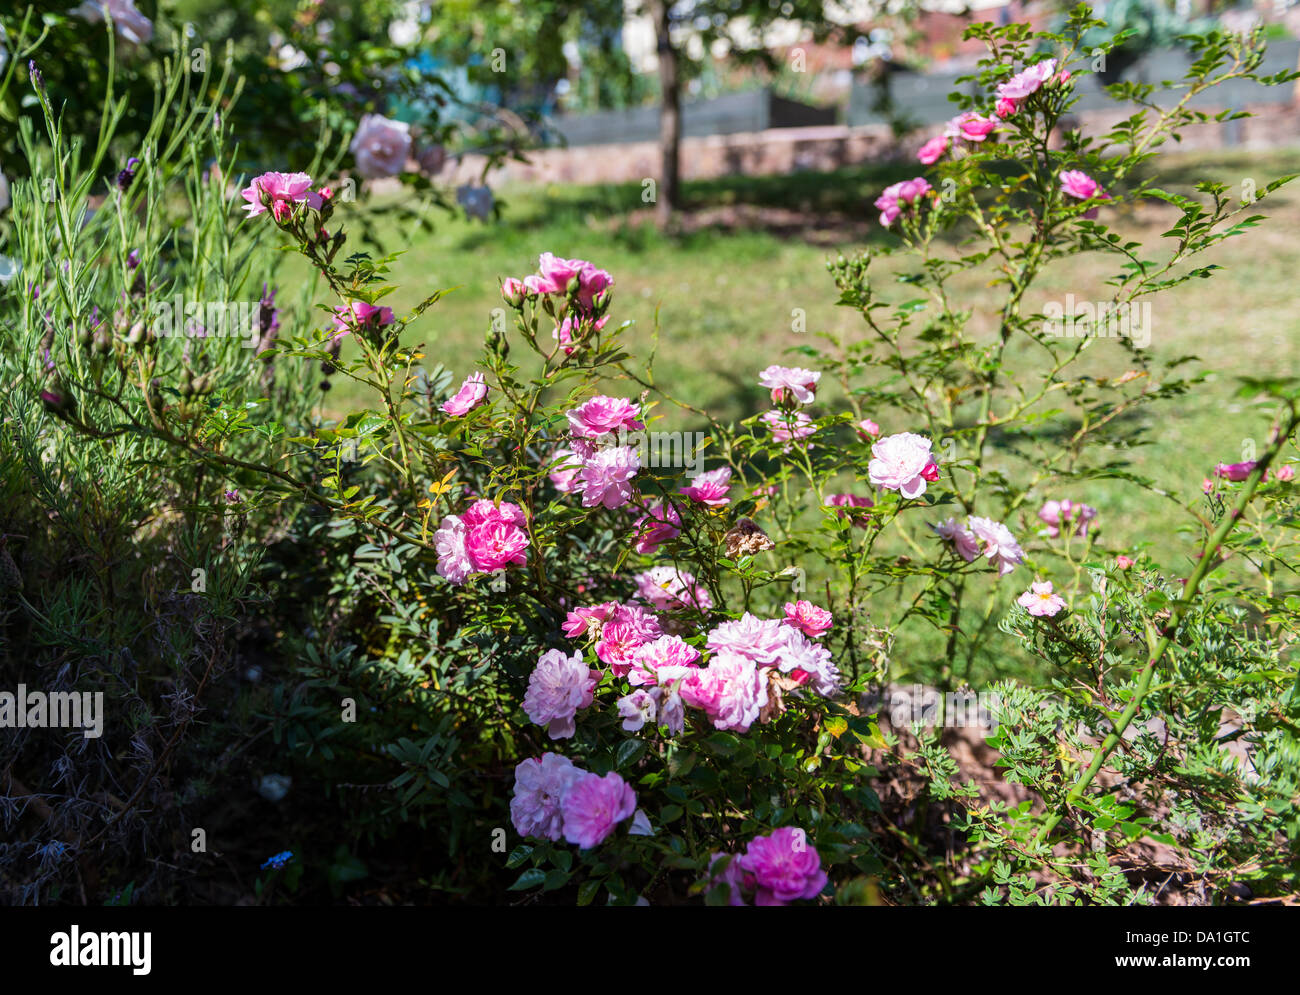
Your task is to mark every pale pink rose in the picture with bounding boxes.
[633,501,681,555]
[680,466,732,506]
[510,752,581,840]
[442,372,488,417]
[579,445,640,509]
[933,517,980,562]
[523,648,598,740]
[434,515,473,584]
[761,409,816,448]
[874,177,932,227]
[240,171,322,219]
[997,59,1057,101]
[948,111,998,143]
[917,135,949,165]
[657,687,686,735]
[868,432,937,499]
[1017,580,1067,618]
[331,301,395,338]
[1275,465,1296,482]
[553,314,608,354]
[1037,499,1098,538]
[534,253,587,294]
[783,600,833,639]
[758,365,821,405]
[855,418,881,440]
[567,395,644,439]
[616,690,658,732]
[698,650,768,733]
[778,629,843,697]
[706,613,791,668]
[562,601,618,640]
[995,97,1019,119]
[462,498,527,530]
[561,770,637,849]
[350,114,412,179]
[739,827,827,906]
[78,0,153,45]
[548,448,585,494]
[634,567,713,613]
[626,634,701,688]
[1116,555,1134,570]
[968,516,1024,576]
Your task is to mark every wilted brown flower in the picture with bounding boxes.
[723,517,774,558]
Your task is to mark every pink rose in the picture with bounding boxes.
[350,114,412,179]
[679,466,732,507]
[1214,461,1256,482]
[706,613,791,668]
[616,689,658,732]
[1116,555,1134,570]
[933,517,980,562]
[825,493,875,527]
[1037,499,1098,539]
[633,501,681,555]
[634,567,713,613]
[969,516,1024,576]
[579,445,640,509]
[442,372,488,417]
[949,111,999,143]
[868,431,937,499]
[240,171,322,220]
[758,365,821,405]
[465,519,529,573]
[331,301,395,339]
[997,58,1057,101]
[739,827,827,906]
[523,648,598,740]
[1275,465,1295,482]
[510,753,580,840]
[761,409,816,449]
[874,177,932,227]
[917,135,949,165]
[697,650,768,733]
[548,447,585,494]
[855,418,881,440]
[783,600,833,639]
[561,771,637,849]
[567,395,644,439]
[1060,170,1109,219]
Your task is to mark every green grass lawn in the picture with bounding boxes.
[291,145,1300,681]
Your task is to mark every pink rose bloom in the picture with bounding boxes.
[535,253,587,295]
[331,301,395,338]
[595,605,664,675]
[567,395,644,439]
[1275,465,1295,482]
[997,58,1057,101]
[350,114,412,179]
[575,265,613,310]
[442,372,488,417]
[1214,461,1256,482]
[1060,169,1109,219]
[633,501,681,554]
[758,365,821,405]
[740,827,827,906]
[680,466,732,506]
[706,613,791,668]
[579,445,640,509]
[933,517,980,562]
[698,650,768,733]
[783,600,833,639]
[523,648,598,740]
[627,634,701,688]
[616,689,657,732]
[826,493,875,527]
[761,409,816,448]
[635,566,713,613]
[510,752,581,840]
[778,629,843,697]
[995,97,1019,119]
[561,770,637,849]
[563,601,618,640]
[434,515,473,584]
[949,111,999,143]
[969,516,1024,576]
[855,418,881,440]
[1116,555,1134,570]
[553,314,609,354]
[1037,499,1098,538]
[501,278,528,306]
[917,135,949,165]
[1018,580,1067,618]
[465,519,529,572]
[462,499,527,530]
[548,447,585,494]
[240,171,322,220]
[874,177,932,227]
[868,432,938,499]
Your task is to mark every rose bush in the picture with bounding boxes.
[3,11,1300,905]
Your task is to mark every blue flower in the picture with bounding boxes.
[261,850,293,870]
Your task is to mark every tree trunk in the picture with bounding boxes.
[650,0,680,227]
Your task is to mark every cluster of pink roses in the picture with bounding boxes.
[707,827,827,906]
[932,515,1024,576]
[549,395,646,509]
[874,177,933,227]
[434,498,531,585]
[1037,498,1098,539]
[1213,460,1294,484]
[510,753,643,849]
[502,253,614,353]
